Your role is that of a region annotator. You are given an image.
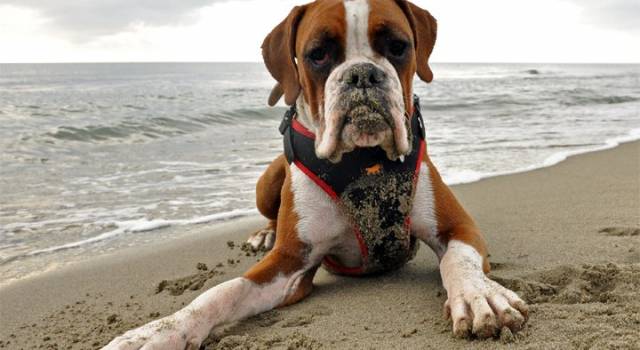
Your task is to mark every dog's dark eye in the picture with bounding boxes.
[388,40,408,58]
[308,47,330,66]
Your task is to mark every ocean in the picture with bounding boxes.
[0,62,638,284]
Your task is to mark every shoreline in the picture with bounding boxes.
[2,130,639,286]
[1,140,638,349]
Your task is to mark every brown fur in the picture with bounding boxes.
[295,0,347,119]
[279,266,319,307]
[394,0,437,84]
[262,5,307,105]
[368,0,418,112]
[245,162,315,287]
[255,154,287,220]
[423,143,490,273]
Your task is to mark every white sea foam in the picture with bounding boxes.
[542,128,640,167]
[443,169,486,185]
[444,128,640,185]
[16,208,258,258]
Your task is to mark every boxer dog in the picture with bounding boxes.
[105,0,528,348]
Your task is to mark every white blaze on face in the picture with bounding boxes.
[316,0,409,161]
[344,0,374,58]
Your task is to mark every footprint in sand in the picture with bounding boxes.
[306,305,334,317]
[252,310,283,327]
[280,315,314,328]
[278,305,333,328]
[599,227,640,237]
[207,331,320,350]
[155,263,226,296]
[492,263,640,349]
[491,263,640,305]
[490,261,509,270]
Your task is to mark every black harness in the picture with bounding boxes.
[279,96,426,275]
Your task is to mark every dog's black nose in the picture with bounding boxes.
[343,63,386,89]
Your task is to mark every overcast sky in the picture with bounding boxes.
[0,0,639,63]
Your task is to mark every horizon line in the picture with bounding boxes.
[1,60,639,65]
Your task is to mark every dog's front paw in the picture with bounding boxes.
[443,277,528,339]
[247,226,276,251]
[102,313,207,350]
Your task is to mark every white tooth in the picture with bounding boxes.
[399,155,405,163]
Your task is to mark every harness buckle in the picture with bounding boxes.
[413,95,426,140]
[280,105,297,164]
[279,105,296,135]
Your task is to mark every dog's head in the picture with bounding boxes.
[263,0,436,162]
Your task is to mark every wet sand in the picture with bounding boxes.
[1,141,639,349]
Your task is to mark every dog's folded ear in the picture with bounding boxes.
[395,1,437,83]
[262,5,307,106]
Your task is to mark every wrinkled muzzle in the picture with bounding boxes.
[317,61,410,163]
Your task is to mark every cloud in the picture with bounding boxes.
[571,0,640,32]
[0,0,241,41]
[3,0,638,45]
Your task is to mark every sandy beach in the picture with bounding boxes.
[1,141,638,350]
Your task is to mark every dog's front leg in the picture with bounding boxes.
[412,159,528,339]
[104,169,324,350]
[247,154,288,251]
[103,247,317,350]
[439,230,528,339]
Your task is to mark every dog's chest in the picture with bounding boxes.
[292,149,422,276]
[336,167,421,274]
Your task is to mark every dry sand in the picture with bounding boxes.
[1,141,639,350]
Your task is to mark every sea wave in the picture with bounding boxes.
[40,107,285,144]
[197,107,285,125]
[0,208,258,265]
[44,118,202,142]
[560,95,638,107]
[425,93,638,111]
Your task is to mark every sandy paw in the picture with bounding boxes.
[247,227,276,251]
[102,314,205,350]
[444,277,528,339]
